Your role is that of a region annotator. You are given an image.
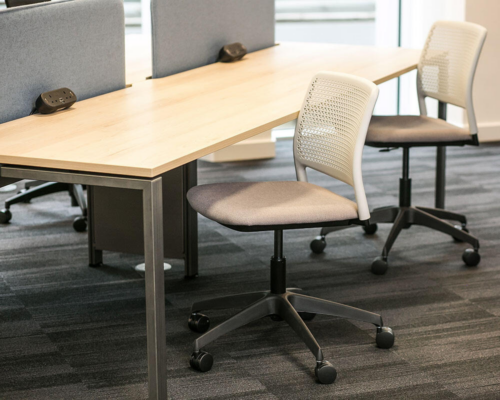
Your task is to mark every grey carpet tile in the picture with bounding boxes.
[0,334,83,393]
[0,141,500,399]
[2,383,95,400]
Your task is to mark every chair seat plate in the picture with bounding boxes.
[187,181,358,227]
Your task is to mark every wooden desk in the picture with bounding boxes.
[0,43,419,177]
[0,42,420,400]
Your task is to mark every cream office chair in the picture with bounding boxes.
[312,21,487,275]
[186,72,394,384]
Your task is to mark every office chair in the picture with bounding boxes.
[311,21,487,275]
[185,72,394,384]
[0,181,87,232]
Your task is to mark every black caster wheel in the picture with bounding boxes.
[462,249,480,267]
[0,209,12,224]
[188,313,210,333]
[190,351,213,372]
[453,225,469,243]
[363,223,378,235]
[310,236,326,254]
[299,312,316,321]
[376,326,395,349]
[315,360,337,384]
[371,257,388,275]
[73,216,87,232]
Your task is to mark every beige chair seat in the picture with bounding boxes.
[366,115,472,145]
[187,181,358,227]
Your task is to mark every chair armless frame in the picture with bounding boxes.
[417,20,487,137]
[294,71,379,222]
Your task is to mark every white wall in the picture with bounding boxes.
[141,0,151,35]
[373,0,399,115]
[465,0,500,142]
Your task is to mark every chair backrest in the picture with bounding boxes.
[417,20,487,134]
[0,0,126,125]
[150,0,275,79]
[294,72,379,221]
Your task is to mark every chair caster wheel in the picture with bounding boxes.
[299,312,316,321]
[363,223,378,235]
[315,360,337,384]
[188,313,210,333]
[371,257,388,275]
[190,351,213,372]
[462,249,480,267]
[453,225,469,242]
[73,216,87,232]
[0,209,12,224]
[310,236,326,254]
[376,326,395,349]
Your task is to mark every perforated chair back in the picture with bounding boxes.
[0,0,126,124]
[294,72,379,221]
[417,20,487,134]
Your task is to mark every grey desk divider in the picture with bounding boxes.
[0,0,125,197]
[151,0,276,78]
[0,0,126,124]
[91,0,275,276]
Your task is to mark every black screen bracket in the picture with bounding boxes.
[33,88,77,115]
[219,43,247,63]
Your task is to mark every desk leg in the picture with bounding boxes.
[184,161,198,279]
[87,186,103,267]
[0,167,168,399]
[143,178,167,400]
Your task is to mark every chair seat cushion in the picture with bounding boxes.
[366,115,472,145]
[187,181,358,227]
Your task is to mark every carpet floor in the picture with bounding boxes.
[0,140,499,399]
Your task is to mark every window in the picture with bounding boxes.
[276,0,376,45]
[124,0,141,32]
[274,1,389,137]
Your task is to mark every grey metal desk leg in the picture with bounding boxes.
[143,177,167,400]
[184,161,198,279]
[87,186,103,267]
[435,101,447,209]
[0,166,169,398]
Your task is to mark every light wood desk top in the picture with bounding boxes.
[0,42,420,178]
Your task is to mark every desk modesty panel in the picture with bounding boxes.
[0,43,420,178]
